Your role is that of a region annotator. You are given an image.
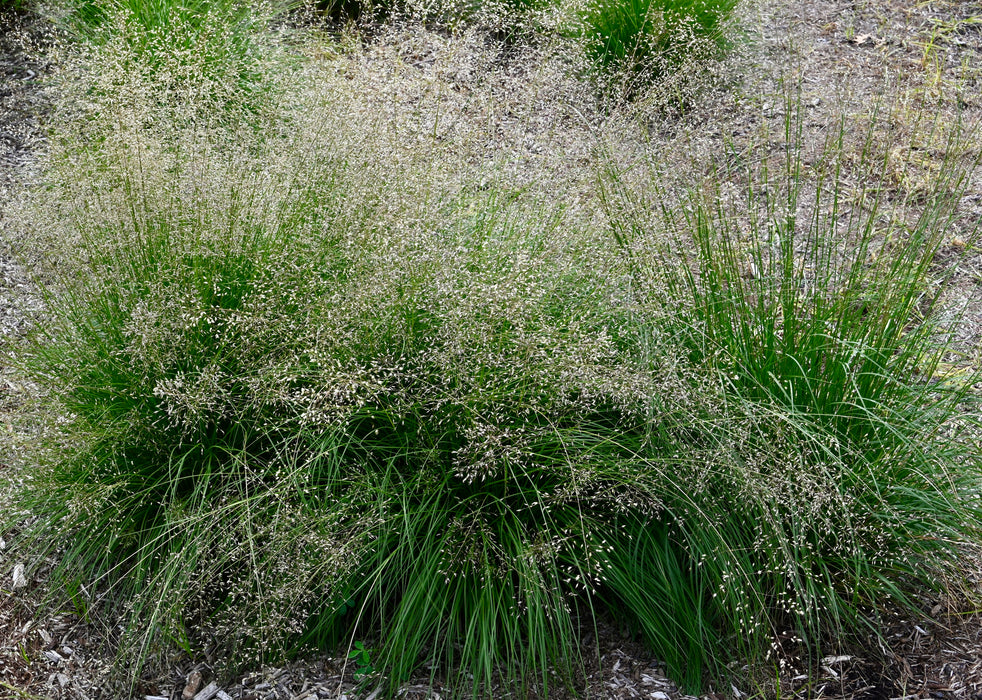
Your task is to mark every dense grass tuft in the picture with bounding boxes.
[578,0,739,98]
[46,0,296,106]
[7,78,662,691]
[598,105,982,686]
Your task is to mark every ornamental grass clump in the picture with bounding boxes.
[578,0,739,99]
[5,13,982,696]
[47,0,296,111]
[59,0,287,46]
[598,107,982,688]
[4,52,671,694]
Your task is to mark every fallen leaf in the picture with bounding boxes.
[12,563,27,589]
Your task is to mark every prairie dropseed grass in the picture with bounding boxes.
[599,100,982,688]
[2,3,981,698]
[577,0,739,100]
[6,43,663,691]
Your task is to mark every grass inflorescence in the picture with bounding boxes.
[44,0,298,111]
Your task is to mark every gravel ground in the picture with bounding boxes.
[0,10,45,341]
[3,1,982,699]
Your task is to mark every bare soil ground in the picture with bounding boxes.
[2,0,982,698]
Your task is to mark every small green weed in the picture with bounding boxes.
[348,641,375,679]
[63,578,94,624]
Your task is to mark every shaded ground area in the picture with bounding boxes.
[2,0,982,698]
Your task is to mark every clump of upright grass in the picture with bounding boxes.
[3,49,675,695]
[5,30,713,696]
[597,104,982,688]
[46,0,296,114]
[10,8,982,695]
[577,0,739,99]
[59,0,290,45]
